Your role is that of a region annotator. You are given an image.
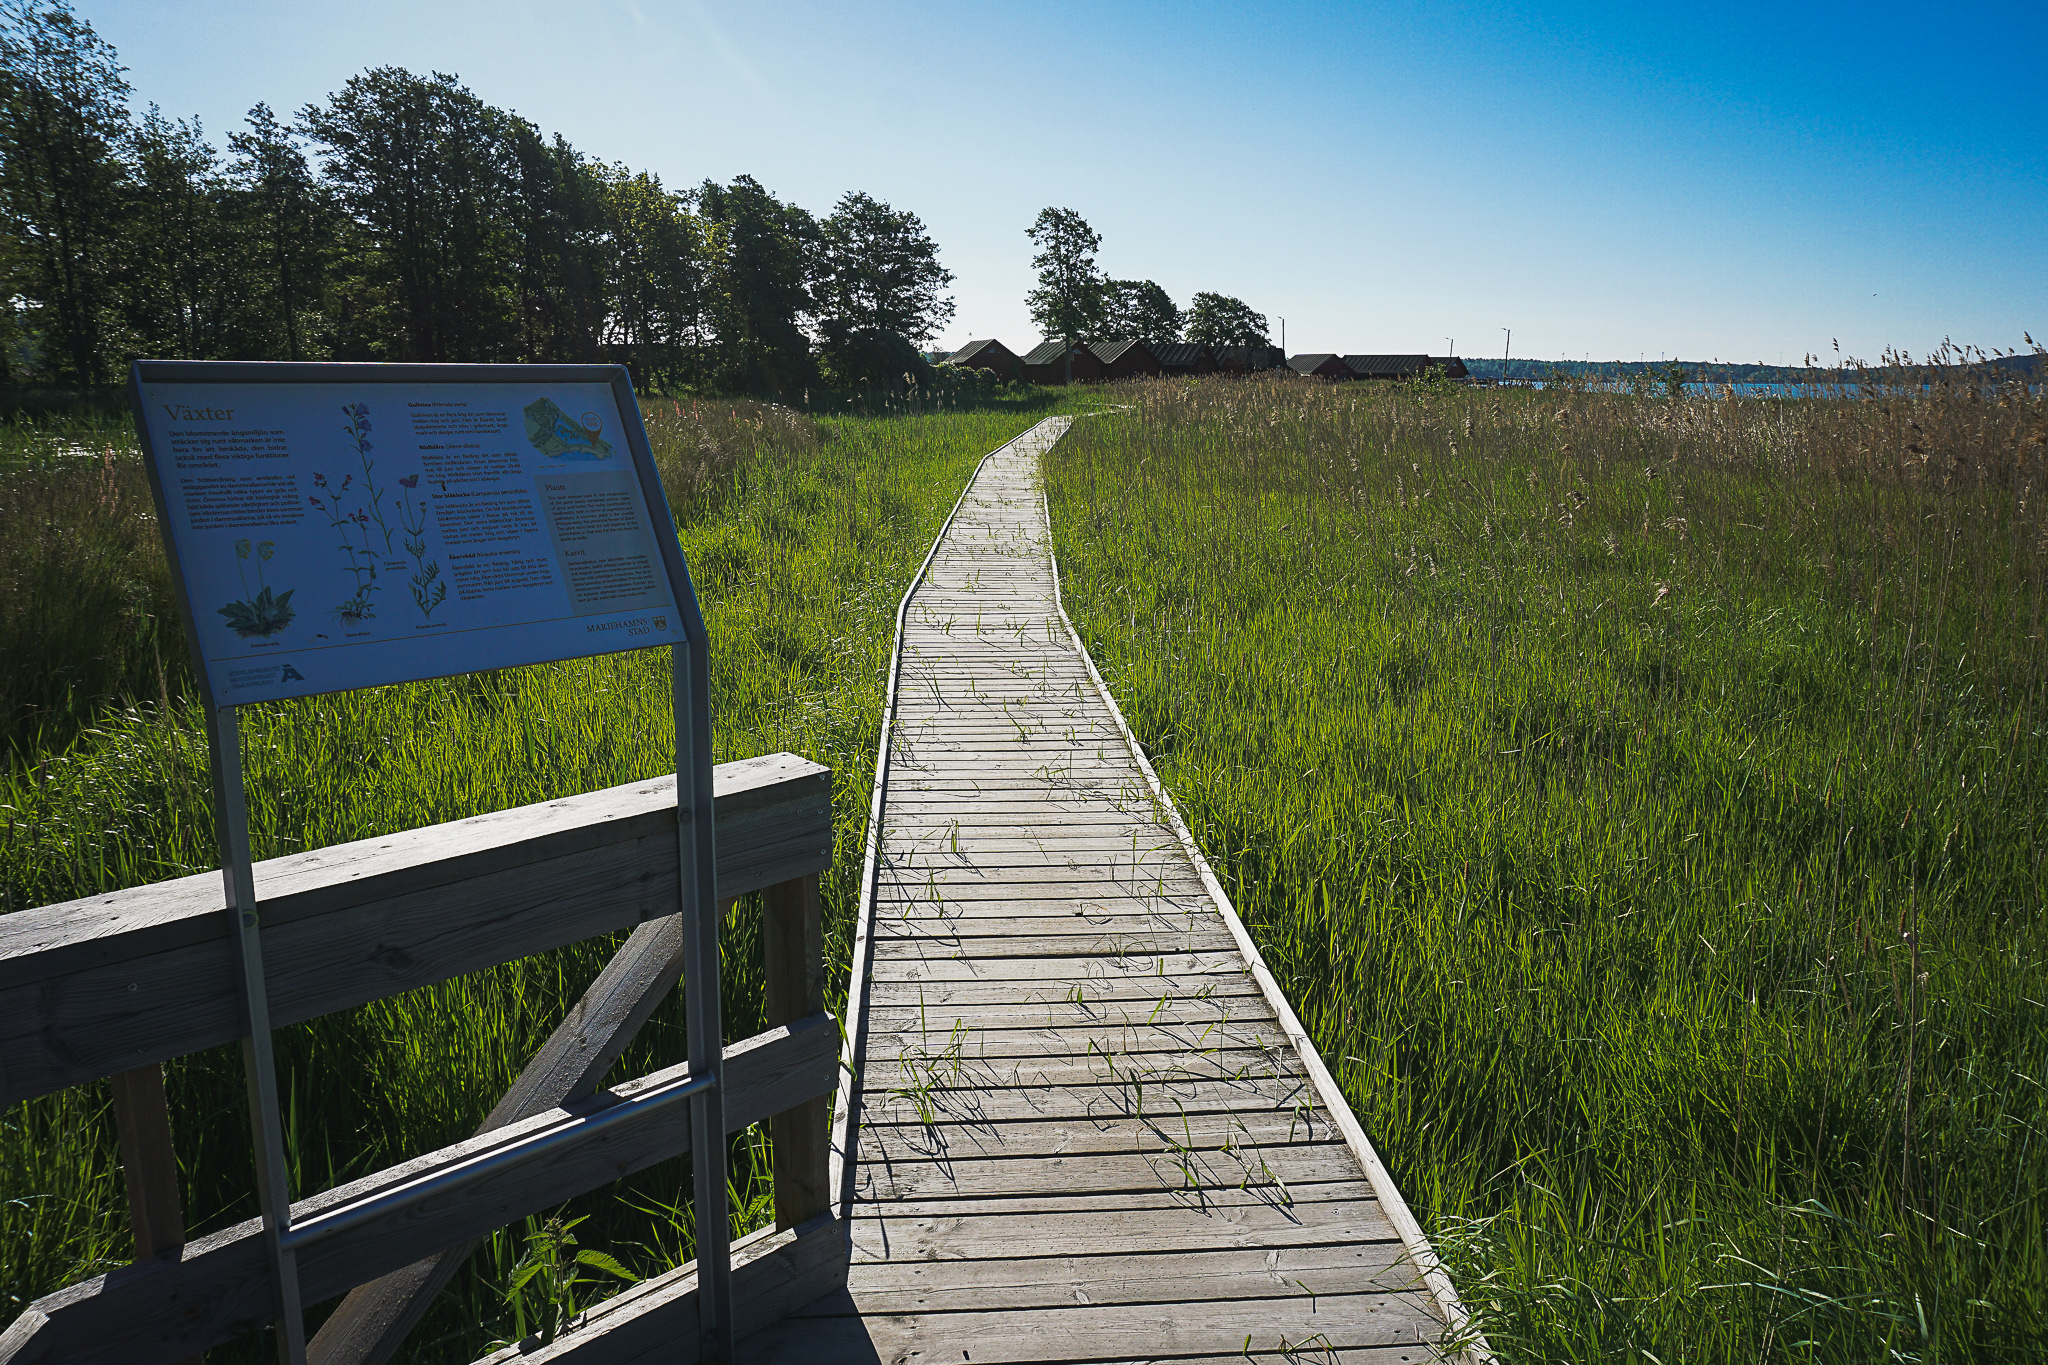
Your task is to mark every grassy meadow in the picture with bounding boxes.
[0,391,1082,1361]
[1043,371,2047,1362]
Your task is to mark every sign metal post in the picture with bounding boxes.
[129,361,732,1364]
[208,701,310,1362]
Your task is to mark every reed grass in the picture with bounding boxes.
[1043,370,2047,1362]
[0,391,1082,1362]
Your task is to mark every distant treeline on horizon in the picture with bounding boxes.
[0,0,968,400]
[1464,352,2044,385]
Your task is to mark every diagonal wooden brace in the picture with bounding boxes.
[305,901,722,1365]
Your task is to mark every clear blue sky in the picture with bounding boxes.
[82,0,2046,365]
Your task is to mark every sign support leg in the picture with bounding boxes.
[674,643,732,1360]
[210,704,309,1365]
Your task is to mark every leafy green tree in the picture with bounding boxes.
[814,190,954,344]
[0,0,131,383]
[697,174,817,396]
[1024,206,1104,376]
[1183,291,1269,348]
[505,124,607,364]
[300,68,519,362]
[816,323,929,392]
[122,107,252,361]
[597,164,714,391]
[0,225,27,381]
[227,102,337,361]
[1102,278,1180,345]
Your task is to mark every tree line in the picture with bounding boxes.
[0,0,957,395]
[1024,206,1270,355]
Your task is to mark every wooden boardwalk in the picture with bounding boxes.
[745,418,1477,1364]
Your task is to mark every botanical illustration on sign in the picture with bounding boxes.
[217,537,294,638]
[395,474,445,618]
[523,397,614,460]
[308,402,409,625]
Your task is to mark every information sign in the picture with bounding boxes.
[133,365,684,703]
[127,362,731,1365]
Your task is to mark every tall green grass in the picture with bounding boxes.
[0,392,1083,1362]
[1044,374,2047,1362]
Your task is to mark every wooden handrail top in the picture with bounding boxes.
[0,753,832,1105]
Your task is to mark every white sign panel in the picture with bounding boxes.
[134,371,682,705]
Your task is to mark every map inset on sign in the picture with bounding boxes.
[523,396,614,460]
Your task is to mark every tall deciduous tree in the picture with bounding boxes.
[1102,278,1180,345]
[1184,291,1269,348]
[814,191,954,344]
[598,164,714,392]
[507,124,604,364]
[227,102,336,362]
[1024,207,1104,375]
[123,107,248,361]
[697,174,817,396]
[300,68,518,362]
[0,0,130,383]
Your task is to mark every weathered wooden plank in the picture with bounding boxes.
[0,1016,838,1365]
[0,754,830,1105]
[855,1138,1359,1205]
[848,1179,1371,1221]
[875,886,1211,908]
[833,1244,1423,1315]
[863,1019,1291,1062]
[880,836,1188,858]
[869,946,1245,980]
[861,1045,1300,1092]
[854,1146,1368,1204]
[873,907,1226,933]
[862,980,1265,1014]
[109,1065,185,1259]
[742,1292,1440,1362]
[864,1110,1342,1168]
[862,1071,1315,1126]
[872,931,1238,960]
[764,875,830,1232]
[876,866,1209,889]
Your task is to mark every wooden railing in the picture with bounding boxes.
[0,752,845,1365]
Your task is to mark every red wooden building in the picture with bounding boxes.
[1021,340,1107,385]
[1342,354,1471,381]
[1087,338,1164,380]
[945,339,1024,381]
[1287,353,1353,380]
[1152,343,1218,376]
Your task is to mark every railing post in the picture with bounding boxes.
[762,874,828,1229]
[110,1064,201,1365]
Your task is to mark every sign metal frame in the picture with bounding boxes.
[127,360,732,1364]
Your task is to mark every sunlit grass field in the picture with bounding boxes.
[1044,373,2046,1362]
[9,368,2044,1362]
[0,393,1080,1361]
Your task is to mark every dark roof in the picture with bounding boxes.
[1021,340,1072,367]
[1210,345,1285,369]
[1341,354,1428,377]
[948,339,1010,365]
[1151,343,1211,368]
[1343,354,1471,379]
[1288,353,1343,374]
[1087,338,1157,365]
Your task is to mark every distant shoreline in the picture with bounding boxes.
[1463,353,2042,384]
